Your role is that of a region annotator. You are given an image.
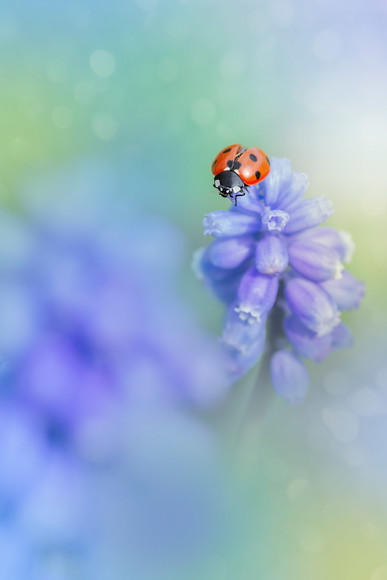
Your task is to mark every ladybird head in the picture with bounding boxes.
[213,170,245,198]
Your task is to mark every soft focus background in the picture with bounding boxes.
[0,1,387,579]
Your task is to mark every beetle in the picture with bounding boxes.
[211,144,271,204]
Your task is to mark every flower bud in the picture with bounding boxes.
[261,158,292,206]
[255,235,288,275]
[209,235,255,269]
[321,271,365,310]
[274,171,309,210]
[224,331,266,383]
[294,227,355,263]
[236,268,279,323]
[284,315,331,362]
[192,247,244,303]
[203,211,260,237]
[285,277,340,336]
[288,240,343,282]
[331,322,353,350]
[222,304,266,353]
[284,196,333,234]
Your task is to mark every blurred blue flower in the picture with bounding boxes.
[195,157,365,403]
[0,162,230,416]
[0,161,235,580]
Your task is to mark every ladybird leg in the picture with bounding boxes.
[234,190,247,205]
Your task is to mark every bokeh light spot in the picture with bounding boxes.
[89,50,116,78]
[52,106,74,129]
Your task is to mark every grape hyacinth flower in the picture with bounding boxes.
[194,157,365,404]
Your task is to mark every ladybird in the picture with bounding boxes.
[211,144,271,204]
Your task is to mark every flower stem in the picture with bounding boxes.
[229,281,285,453]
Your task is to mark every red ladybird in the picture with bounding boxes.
[211,144,271,204]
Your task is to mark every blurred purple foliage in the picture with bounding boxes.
[0,161,234,580]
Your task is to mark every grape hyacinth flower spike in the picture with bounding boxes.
[194,157,364,404]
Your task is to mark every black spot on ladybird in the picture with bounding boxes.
[255,171,261,180]
[227,160,234,169]
[249,153,258,162]
[233,161,241,169]
[223,148,231,154]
